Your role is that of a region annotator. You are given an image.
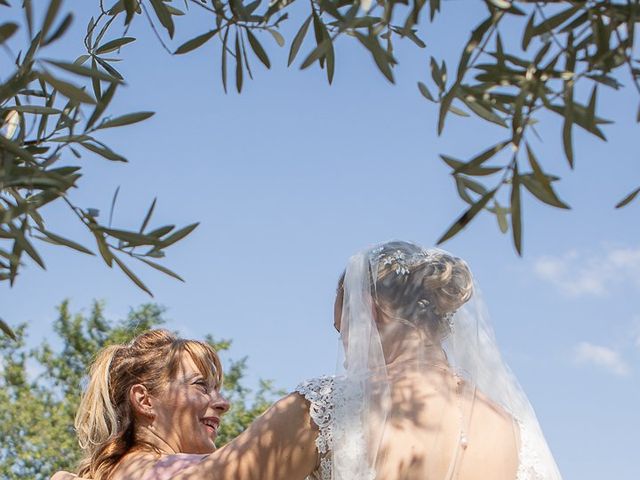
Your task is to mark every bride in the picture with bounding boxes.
[294,240,561,480]
[53,241,561,480]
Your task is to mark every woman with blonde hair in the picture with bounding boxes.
[54,241,561,480]
[60,329,230,480]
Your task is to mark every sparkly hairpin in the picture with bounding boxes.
[417,298,456,330]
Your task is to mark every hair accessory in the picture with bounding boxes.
[372,247,433,276]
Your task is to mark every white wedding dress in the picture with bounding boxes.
[295,376,549,480]
[299,241,562,480]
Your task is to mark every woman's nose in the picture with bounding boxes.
[211,391,230,414]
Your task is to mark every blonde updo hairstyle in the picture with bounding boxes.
[75,329,223,480]
[370,242,474,338]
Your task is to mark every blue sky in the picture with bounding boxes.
[1,2,639,479]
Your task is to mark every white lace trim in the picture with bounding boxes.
[515,419,547,480]
[295,376,335,480]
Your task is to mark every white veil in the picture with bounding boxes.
[331,240,561,480]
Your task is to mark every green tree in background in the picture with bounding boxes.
[0,300,280,480]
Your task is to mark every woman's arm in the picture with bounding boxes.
[176,392,319,480]
[50,472,78,480]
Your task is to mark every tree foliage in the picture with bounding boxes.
[2,0,638,336]
[0,301,280,479]
[0,0,199,340]
[93,0,638,255]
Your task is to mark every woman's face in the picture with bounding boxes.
[150,353,230,454]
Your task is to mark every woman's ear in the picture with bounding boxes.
[129,384,155,419]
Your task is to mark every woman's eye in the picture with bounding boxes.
[194,381,208,392]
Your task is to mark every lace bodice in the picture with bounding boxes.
[296,376,547,480]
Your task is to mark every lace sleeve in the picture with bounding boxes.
[295,376,335,480]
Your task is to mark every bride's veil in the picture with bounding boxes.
[332,241,561,480]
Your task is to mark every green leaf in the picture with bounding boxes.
[86,81,117,130]
[615,186,640,209]
[586,74,622,90]
[0,317,16,340]
[80,141,127,162]
[246,30,271,69]
[522,12,535,50]
[586,84,597,129]
[159,222,199,248]
[354,31,395,84]
[437,189,496,244]
[531,4,581,38]
[41,0,62,41]
[510,165,522,255]
[123,0,138,25]
[139,257,184,282]
[9,221,46,270]
[0,135,36,163]
[36,229,94,255]
[102,228,161,247]
[438,85,457,135]
[44,59,122,83]
[140,198,157,233]
[94,57,124,80]
[267,28,285,47]
[300,39,332,70]
[441,155,502,176]
[113,255,153,296]
[453,140,511,175]
[495,203,509,233]
[95,36,136,54]
[0,22,19,44]
[149,0,175,38]
[459,95,507,127]
[430,56,445,91]
[562,115,573,168]
[38,72,96,104]
[456,15,494,84]
[524,143,570,209]
[235,31,243,93]
[417,81,434,101]
[221,28,230,93]
[43,12,72,46]
[175,30,218,54]
[91,57,102,102]
[96,111,154,130]
[324,29,335,84]
[147,225,174,238]
[547,103,608,140]
[288,16,311,66]
[448,105,470,117]
[92,229,113,266]
[11,105,62,114]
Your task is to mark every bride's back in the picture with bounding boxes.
[374,368,520,480]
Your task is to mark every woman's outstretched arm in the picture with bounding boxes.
[172,392,319,480]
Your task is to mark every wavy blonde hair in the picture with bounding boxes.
[75,329,223,479]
